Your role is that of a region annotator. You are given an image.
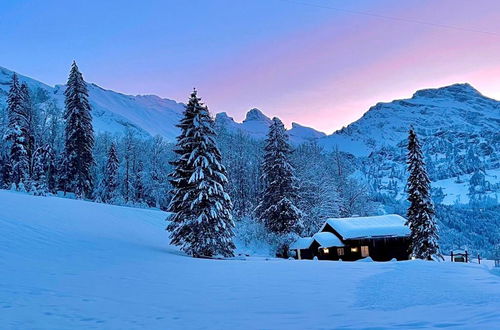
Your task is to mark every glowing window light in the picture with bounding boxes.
[323,248,329,254]
[351,247,358,253]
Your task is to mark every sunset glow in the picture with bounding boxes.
[2,0,500,133]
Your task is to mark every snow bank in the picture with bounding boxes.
[1,190,499,329]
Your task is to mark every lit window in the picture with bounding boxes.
[323,248,329,254]
[337,248,344,256]
[361,246,369,257]
[351,247,358,253]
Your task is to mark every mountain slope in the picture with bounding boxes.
[0,66,185,140]
[1,190,499,329]
[328,84,500,205]
[1,66,325,143]
[320,83,500,156]
[1,66,498,205]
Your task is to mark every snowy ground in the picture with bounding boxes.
[1,190,499,329]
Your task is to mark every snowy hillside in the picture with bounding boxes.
[1,190,499,329]
[0,66,185,140]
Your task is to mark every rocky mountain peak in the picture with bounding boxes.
[412,83,481,100]
[243,108,271,123]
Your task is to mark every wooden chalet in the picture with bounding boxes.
[291,214,411,261]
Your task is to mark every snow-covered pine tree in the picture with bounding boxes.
[0,156,12,189]
[134,160,145,204]
[406,127,440,260]
[4,74,30,188]
[31,146,49,196]
[255,117,303,249]
[167,90,235,258]
[20,83,35,171]
[63,61,94,198]
[104,143,119,203]
[44,145,58,194]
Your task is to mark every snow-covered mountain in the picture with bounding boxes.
[0,66,185,140]
[1,66,498,205]
[320,83,500,155]
[325,83,500,205]
[0,66,325,144]
[215,108,326,144]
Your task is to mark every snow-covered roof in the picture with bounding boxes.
[322,214,410,240]
[312,232,344,248]
[290,237,314,250]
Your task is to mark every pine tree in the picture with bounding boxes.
[406,127,440,260]
[63,61,94,198]
[0,156,12,189]
[31,146,49,196]
[20,83,35,173]
[167,90,235,258]
[134,160,145,204]
[44,145,58,193]
[104,143,119,202]
[4,74,30,188]
[255,117,303,243]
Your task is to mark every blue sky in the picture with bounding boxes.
[2,0,499,133]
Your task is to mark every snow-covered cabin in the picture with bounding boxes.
[291,214,411,261]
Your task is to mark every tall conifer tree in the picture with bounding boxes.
[63,61,94,198]
[31,146,49,196]
[104,143,119,202]
[255,117,303,237]
[20,83,35,173]
[4,74,30,188]
[406,127,440,259]
[167,90,235,258]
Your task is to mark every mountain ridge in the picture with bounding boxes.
[0,65,499,205]
[0,66,326,143]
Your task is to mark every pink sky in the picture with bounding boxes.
[3,0,500,134]
[199,2,500,133]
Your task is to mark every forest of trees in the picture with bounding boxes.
[0,64,379,257]
[1,63,496,258]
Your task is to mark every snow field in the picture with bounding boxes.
[1,190,499,329]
